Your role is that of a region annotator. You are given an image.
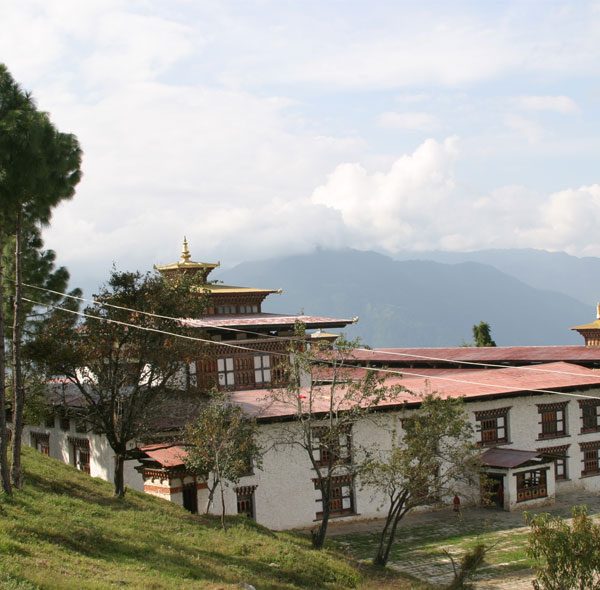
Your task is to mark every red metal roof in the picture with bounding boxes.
[230,362,600,420]
[480,448,543,469]
[139,443,188,468]
[182,313,353,330]
[347,346,600,364]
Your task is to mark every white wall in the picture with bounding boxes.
[21,418,144,493]
[466,390,600,494]
[19,385,600,530]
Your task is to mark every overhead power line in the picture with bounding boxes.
[23,281,599,380]
[24,296,600,401]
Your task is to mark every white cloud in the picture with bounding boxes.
[310,138,600,257]
[378,111,438,131]
[504,114,545,144]
[312,138,460,252]
[1,0,600,294]
[514,95,579,113]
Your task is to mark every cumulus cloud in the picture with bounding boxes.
[310,138,600,256]
[1,0,599,295]
[378,111,438,131]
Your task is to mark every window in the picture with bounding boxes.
[314,475,355,518]
[217,358,235,387]
[580,441,600,476]
[475,408,510,446]
[516,469,548,503]
[579,399,600,433]
[538,445,569,481]
[236,485,257,519]
[69,437,90,474]
[216,305,236,315]
[311,425,352,468]
[538,402,568,439]
[31,432,50,456]
[254,355,271,384]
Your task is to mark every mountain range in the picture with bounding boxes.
[215,248,598,348]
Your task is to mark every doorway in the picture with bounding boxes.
[182,483,198,514]
[481,474,505,509]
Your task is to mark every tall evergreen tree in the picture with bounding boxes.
[0,63,82,489]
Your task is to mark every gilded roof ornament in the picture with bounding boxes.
[181,236,191,263]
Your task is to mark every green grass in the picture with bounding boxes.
[332,506,600,586]
[0,448,416,590]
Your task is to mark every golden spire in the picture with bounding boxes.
[597,302,600,320]
[181,236,191,263]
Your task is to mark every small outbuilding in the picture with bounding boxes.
[480,447,556,511]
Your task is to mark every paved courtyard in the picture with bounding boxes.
[326,490,600,589]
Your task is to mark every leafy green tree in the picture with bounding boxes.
[30,269,206,497]
[360,395,479,566]
[184,393,262,528]
[0,63,82,489]
[526,506,600,590]
[269,326,395,549]
[472,321,496,347]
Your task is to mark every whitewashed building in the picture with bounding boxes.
[15,243,600,530]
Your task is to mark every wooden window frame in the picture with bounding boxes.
[69,437,91,474]
[236,485,257,519]
[579,399,600,434]
[311,425,353,468]
[515,468,548,503]
[475,408,510,446]
[538,445,569,481]
[253,354,271,385]
[30,432,50,456]
[537,402,568,440]
[580,441,600,477]
[314,475,355,519]
[217,357,235,387]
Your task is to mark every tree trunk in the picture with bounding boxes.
[312,481,331,549]
[374,501,396,565]
[374,493,408,567]
[10,210,24,489]
[205,479,218,514]
[114,451,126,498]
[219,479,226,530]
[0,231,12,495]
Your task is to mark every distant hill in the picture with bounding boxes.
[215,249,591,348]
[393,248,600,308]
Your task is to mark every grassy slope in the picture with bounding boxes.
[0,448,417,590]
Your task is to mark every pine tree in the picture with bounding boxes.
[0,63,82,489]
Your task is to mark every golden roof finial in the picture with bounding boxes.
[597,302,600,320]
[181,236,191,263]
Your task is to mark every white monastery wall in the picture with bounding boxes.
[20,418,144,492]
[18,385,600,529]
[466,388,600,494]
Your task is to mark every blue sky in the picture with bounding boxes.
[1,0,600,288]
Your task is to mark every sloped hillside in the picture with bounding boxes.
[0,448,411,590]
